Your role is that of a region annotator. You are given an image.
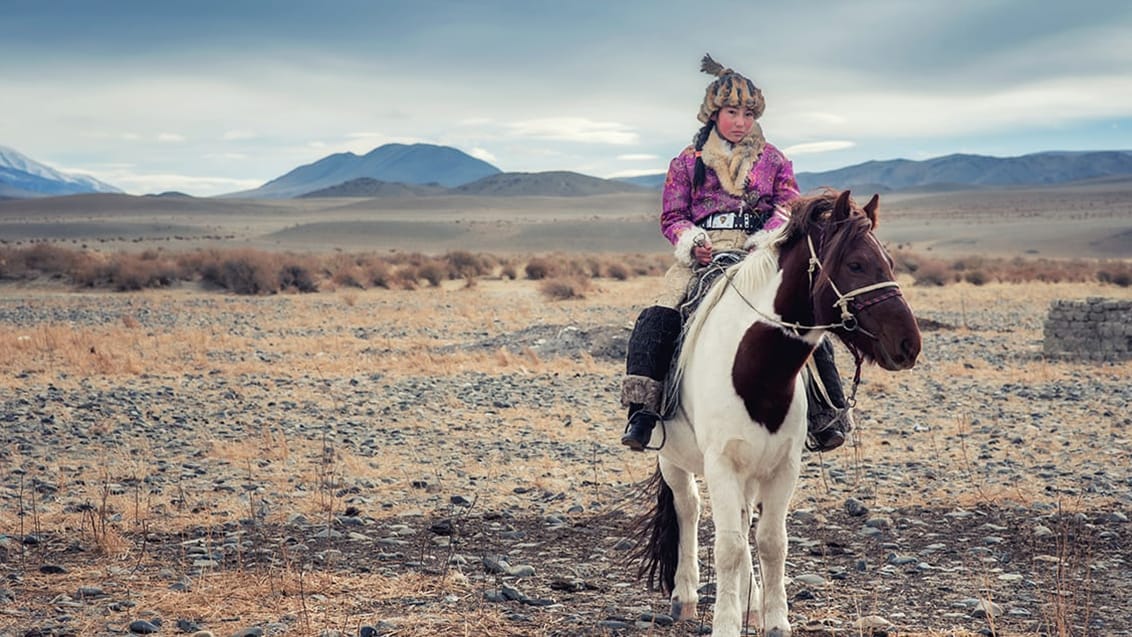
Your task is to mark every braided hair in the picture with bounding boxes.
[691,121,715,191]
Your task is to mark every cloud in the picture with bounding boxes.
[783,141,856,155]
[157,133,186,143]
[608,168,665,178]
[222,130,257,140]
[84,170,263,195]
[469,147,497,163]
[616,153,659,161]
[506,118,639,145]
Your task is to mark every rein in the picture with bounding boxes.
[722,233,900,336]
[721,226,902,404]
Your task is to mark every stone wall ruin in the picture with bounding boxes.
[1043,297,1132,362]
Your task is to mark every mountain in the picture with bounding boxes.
[453,171,650,196]
[297,177,449,198]
[616,174,667,189]
[229,143,501,199]
[796,150,1132,192]
[0,145,122,197]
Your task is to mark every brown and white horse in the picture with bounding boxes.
[632,190,921,636]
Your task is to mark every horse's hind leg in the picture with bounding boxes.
[658,457,700,620]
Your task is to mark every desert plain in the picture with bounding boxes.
[0,183,1130,637]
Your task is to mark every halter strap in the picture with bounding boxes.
[806,234,901,326]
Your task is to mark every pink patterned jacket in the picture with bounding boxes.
[659,142,800,245]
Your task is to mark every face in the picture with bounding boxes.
[712,106,757,143]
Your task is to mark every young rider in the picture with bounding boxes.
[620,53,853,453]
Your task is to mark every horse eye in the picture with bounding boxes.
[848,262,864,273]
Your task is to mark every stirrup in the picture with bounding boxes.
[805,407,853,453]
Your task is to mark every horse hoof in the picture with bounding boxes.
[766,627,791,637]
[670,599,697,621]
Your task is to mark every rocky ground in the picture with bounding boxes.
[0,277,1130,637]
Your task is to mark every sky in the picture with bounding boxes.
[2,0,1131,197]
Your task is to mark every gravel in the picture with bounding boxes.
[0,286,1129,636]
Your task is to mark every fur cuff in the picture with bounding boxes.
[674,227,708,267]
[621,375,664,410]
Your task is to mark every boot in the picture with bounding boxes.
[620,306,682,451]
[805,339,854,452]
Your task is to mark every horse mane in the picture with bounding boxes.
[674,222,788,377]
[674,189,876,379]
[786,189,877,304]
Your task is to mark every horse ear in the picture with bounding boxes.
[863,193,880,228]
[833,190,852,222]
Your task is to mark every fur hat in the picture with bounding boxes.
[697,53,765,124]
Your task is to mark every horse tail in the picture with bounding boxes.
[629,465,679,595]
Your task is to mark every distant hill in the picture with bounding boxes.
[0,145,122,197]
[796,150,1132,192]
[619,150,1132,194]
[228,143,501,199]
[294,171,652,198]
[454,171,649,196]
[616,174,667,189]
[297,177,449,198]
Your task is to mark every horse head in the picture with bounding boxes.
[785,189,921,371]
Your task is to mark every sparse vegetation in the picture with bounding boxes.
[0,243,1127,295]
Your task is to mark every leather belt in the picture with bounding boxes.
[698,209,771,232]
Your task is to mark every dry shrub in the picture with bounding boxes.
[0,243,91,280]
[605,262,630,281]
[912,261,955,286]
[393,266,420,290]
[201,249,282,294]
[963,270,989,286]
[524,257,555,280]
[1097,262,1132,287]
[331,265,368,289]
[418,262,445,287]
[625,253,668,276]
[366,261,393,288]
[538,275,592,300]
[500,263,518,280]
[279,259,319,293]
[68,250,185,291]
[445,250,490,279]
[889,248,922,275]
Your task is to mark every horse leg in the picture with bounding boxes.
[704,455,753,636]
[658,457,700,620]
[754,463,799,637]
[738,490,762,630]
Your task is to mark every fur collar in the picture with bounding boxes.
[699,125,767,196]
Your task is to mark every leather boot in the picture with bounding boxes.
[805,339,854,452]
[620,306,682,451]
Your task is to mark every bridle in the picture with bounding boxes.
[804,234,903,336]
[723,228,902,338]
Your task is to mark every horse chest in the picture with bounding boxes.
[730,323,813,432]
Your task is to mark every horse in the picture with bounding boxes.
[630,189,921,636]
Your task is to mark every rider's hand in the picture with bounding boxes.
[693,239,713,265]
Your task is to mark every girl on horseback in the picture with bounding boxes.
[620,53,853,453]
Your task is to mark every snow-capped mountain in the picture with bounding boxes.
[0,145,122,197]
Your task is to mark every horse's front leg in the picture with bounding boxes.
[704,455,754,636]
[754,457,800,637]
[658,457,700,620]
